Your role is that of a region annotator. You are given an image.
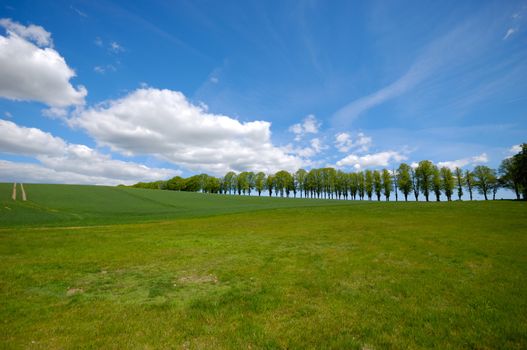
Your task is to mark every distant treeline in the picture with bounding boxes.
[131,143,527,201]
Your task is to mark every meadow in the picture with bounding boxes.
[1,183,526,349]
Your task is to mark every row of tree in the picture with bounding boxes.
[132,143,527,201]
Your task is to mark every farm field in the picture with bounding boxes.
[1,184,526,349]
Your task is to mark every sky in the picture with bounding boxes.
[0,0,526,193]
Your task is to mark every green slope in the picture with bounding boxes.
[0,183,349,227]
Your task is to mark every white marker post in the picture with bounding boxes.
[12,182,17,201]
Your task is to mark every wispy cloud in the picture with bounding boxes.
[503,27,517,39]
[331,7,507,127]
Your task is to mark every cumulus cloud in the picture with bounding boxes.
[0,18,86,107]
[0,119,176,185]
[0,18,52,46]
[289,114,320,141]
[0,119,66,156]
[336,151,407,169]
[69,88,305,174]
[509,144,522,154]
[334,132,372,153]
[283,137,327,159]
[436,153,488,170]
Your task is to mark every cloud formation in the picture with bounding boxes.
[0,18,86,107]
[334,132,372,153]
[336,150,406,169]
[70,88,305,174]
[436,153,488,170]
[289,114,320,141]
[0,119,175,185]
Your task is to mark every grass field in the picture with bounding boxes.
[1,184,526,349]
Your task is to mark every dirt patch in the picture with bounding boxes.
[178,274,218,285]
[66,287,84,296]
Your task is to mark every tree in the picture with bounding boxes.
[373,170,382,201]
[274,170,292,197]
[204,176,220,193]
[500,144,527,200]
[166,176,185,191]
[382,169,392,201]
[454,167,464,200]
[432,166,442,201]
[392,168,398,201]
[514,143,527,199]
[410,166,420,201]
[397,163,412,201]
[295,169,307,198]
[416,160,434,201]
[254,172,266,196]
[265,174,274,197]
[473,165,496,200]
[465,170,474,200]
[440,167,455,201]
[349,172,358,200]
[365,170,374,200]
[357,171,365,200]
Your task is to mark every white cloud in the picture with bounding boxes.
[42,107,68,118]
[70,88,305,174]
[334,132,372,153]
[503,27,517,40]
[310,138,324,153]
[509,144,522,154]
[93,64,116,74]
[436,153,488,170]
[0,119,66,156]
[0,19,87,107]
[109,41,124,53]
[0,18,52,46]
[0,119,176,185]
[289,114,320,141]
[336,151,407,169]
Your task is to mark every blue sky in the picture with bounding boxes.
[0,0,526,191]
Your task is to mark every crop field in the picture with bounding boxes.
[1,184,526,349]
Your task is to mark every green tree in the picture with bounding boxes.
[454,167,464,200]
[349,172,358,200]
[382,169,392,201]
[373,170,382,201]
[440,167,455,201]
[499,144,527,200]
[357,171,365,200]
[392,168,398,201]
[416,160,434,201]
[473,165,496,200]
[365,170,374,200]
[397,163,412,201]
[166,176,185,191]
[265,174,274,197]
[295,169,307,198]
[465,170,474,200]
[410,166,420,201]
[432,166,442,201]
[254,172,266,196]
[513,143,527,199]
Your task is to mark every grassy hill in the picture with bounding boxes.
[0,183,350,227]
[1,183,526,348]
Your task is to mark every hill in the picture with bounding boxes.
[0,183,349,227]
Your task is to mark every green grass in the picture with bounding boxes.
[1,184,526,349]
[0,183,348,227]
